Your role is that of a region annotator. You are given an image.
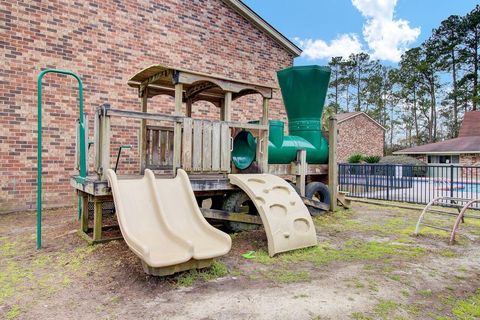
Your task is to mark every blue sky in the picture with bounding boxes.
[243,0,478,66]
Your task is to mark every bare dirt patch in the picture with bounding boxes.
[1,202,480,319]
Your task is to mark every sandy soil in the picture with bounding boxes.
[1,202,480,319]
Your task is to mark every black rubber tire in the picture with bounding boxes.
[222,191,260,232]
[289,182,301,195]
[305,182,330,216]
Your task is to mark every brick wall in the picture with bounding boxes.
[0,0,294,213]
[336,114,384,163]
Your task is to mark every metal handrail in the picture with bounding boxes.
[37,69,85,249]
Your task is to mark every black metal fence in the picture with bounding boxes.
[339,164,480,205]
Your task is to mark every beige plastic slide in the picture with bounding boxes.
[229,173,318,256]
[107,169,231,276]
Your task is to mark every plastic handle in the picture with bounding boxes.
[259,138,264,154]
[230,136,234,152]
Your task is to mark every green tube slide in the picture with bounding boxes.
[232,65,331,169]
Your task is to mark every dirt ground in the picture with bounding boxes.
[1,202,480,320]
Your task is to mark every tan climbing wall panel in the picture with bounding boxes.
[228,174,318,256]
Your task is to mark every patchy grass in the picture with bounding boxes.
[0,237,98,306]
[5,305,21,319]
[253,240,425,266]
[175,261,228,287]
[262,269,310,284]
[451,289,480,320]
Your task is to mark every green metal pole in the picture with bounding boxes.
[37,69,85,249]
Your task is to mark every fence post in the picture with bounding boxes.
[386,164,390,201]
[450,164,454,198]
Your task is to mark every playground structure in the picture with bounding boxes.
[38,64,340,275]
[415,196,480,244]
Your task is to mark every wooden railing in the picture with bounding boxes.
[94,106,268,179]
[181,119,231,173]
[145,126,174,170]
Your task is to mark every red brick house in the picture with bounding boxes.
[0,0,301,212]
[394,111,480,166]
[335,112,385,163]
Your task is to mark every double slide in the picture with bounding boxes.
[107,169,232,276]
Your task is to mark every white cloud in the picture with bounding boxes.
[295,34,363,60]
[352,0,420,62]
[295,0,420,63]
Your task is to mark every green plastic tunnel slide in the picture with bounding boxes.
[232,65,331,169]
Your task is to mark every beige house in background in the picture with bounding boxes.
[335,112,385,163]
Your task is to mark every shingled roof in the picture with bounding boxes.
[395,111,480,155]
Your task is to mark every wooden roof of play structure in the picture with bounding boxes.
[128,65,274,104]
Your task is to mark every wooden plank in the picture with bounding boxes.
[202,121,212,171]
[152,129,160,166]
[145,127,151,166]
[211,122,221,171]
[167,130,174,166]
[301,196,330,212]
[107,108,184,123]
[160,130,167,166]
[192,120,203,171]
[200,208,262,225]
[182,118,193,171]
[328,116,338,211]
[173,83,183,172]
[220,123,230,172]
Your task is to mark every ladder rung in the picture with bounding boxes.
[422,223,451,232]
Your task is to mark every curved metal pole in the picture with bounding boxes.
[449,198,480,244]
[37,69,85,249]
[414,196,466,235]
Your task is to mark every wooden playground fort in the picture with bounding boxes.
[66,65,340,243]
[37,64,345,274]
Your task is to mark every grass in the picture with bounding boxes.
[6,305,21,319]
[253,240,425,266]
[176,261,228,287]
[262,269,310,284]
[451,289,480,320]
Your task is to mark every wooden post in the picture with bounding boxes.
[258,97,270,173]
[328,116,338,211]
[173,83,183,173]
[100,111,111,181]
[186,98,192,118]
[93,201,102,241]
[296,149,307,196]
[81,194,89,233]
[223,92,232,121]
[261,97,269,125]
[140,90,148,173]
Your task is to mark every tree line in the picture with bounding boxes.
[325,5,479,154]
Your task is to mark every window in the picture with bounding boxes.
[427,155,459,164]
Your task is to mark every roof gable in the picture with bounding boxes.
[221,0,302,57]
[336,112,386,131]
